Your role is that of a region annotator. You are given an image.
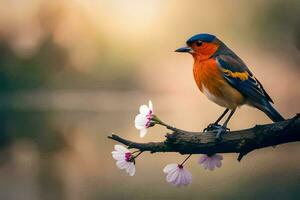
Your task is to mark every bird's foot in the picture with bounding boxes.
[203,123,230,140]
[203,123,222,132]
[213,126,230,141]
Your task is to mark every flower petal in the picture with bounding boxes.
[114,145,130,153]
[179,170,188,185]
[135,114,147,129]
[139,105,149,115]
[182,169,192,185]
[166,168,179,183]
[148,100,153,112]
[126,163,136,176]
[214,159,222,168]
[180,169,189,186]
[165,166,192,187]
[163,163,178,173]
[112,151,125,161]
[203,161,209,170]
[208,160,215,171]
[140,128,148,138]
[135,123,144,130]
[172,169,183,186]
[116,160,129,170]
[198,155,208,164]
[199,154,223,171]
[213,154,223,160]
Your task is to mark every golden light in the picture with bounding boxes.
[78,0,164,39]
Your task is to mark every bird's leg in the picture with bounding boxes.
[203,108,229,132]
[214,109,236,140]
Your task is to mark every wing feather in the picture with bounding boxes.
[216,55,273,104]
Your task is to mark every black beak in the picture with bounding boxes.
[175,46,193,53]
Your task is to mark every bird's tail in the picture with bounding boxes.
[258,101,284,122]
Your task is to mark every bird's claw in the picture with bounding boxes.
[214,126,230,141]
[203,123,229,141]
[203,123,222,132]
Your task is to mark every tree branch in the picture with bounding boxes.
[108,114,300,161]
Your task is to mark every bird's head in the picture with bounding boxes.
[175,33,221,60]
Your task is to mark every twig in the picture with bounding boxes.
[108,114,300,161]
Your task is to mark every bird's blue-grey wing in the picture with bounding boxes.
[216,54,273,105]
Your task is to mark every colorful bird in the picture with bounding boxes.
[175,33,284,139]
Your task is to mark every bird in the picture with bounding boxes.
[175,33,284,139]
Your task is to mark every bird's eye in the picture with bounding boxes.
[195,41,202,47]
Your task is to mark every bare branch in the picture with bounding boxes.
[108,114,300,161]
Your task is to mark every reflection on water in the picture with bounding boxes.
[1,95,300,200]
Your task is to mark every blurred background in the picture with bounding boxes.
[0,0,300,199]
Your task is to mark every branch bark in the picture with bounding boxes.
[108,114,300,161]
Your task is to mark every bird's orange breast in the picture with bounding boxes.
[193,58,245,109]
[193,59,224,95]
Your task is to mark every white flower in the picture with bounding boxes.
[198,154,223,171]
[111,145,135,176]
[163,163,192,187]
[134,100,154,138]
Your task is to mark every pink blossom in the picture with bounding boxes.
[163,163,192,187]
[134,100,154,138]
[112,145,135,176]
[198,154,223,171]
